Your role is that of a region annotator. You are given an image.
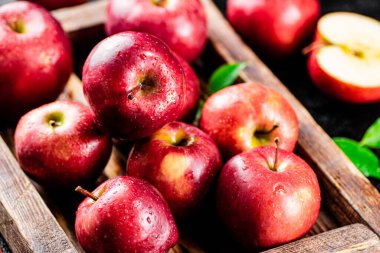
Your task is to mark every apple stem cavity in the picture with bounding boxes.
[75,186,99,201]
[273,137,280,171]
[151,0,166,7]
[8,20,26,34]
[255,123,279,137]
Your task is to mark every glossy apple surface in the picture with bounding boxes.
[0,1,73,125]
[28,0,86,10]
[127,121,222,219]
[217,146,321,250]
[176,55,200,122]
[83,32,185,141]
[105,0,207,62]
[308,12,380,103]
[227,0,320,59]
[14,101,112,189]
[200,82,299,158]
[75,176,178,253]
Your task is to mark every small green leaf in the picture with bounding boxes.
[208,62,247,94]
[334,137,380,179]
[193,99,205,125]
[360,118,380,148]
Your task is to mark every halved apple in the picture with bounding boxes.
[308,12,380,103]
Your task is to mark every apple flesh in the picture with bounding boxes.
[14,101,112,189]
[105,0,207,62]
[200,82,299,158]
[27,0,86,10]
[82,31,186,141]
[0,1,73,125]
[217,146,321,250]
[75,176,178,253]
[227,0,320,59]
[308,12,380,103]
[127,121,222,219]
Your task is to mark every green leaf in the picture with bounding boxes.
[334,137,380,179]
[360,118,380,148]
[193,99,205,125]
[208,62,247,94]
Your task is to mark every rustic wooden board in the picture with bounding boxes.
[265,224,380,253]
[0,137,77,253]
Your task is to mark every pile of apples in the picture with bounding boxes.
[12,0,380,251]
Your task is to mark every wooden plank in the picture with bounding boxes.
[264,224,380,253]
[0,137,77,253]
[203,0,380,236]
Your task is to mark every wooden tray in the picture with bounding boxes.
[1,0,380,252]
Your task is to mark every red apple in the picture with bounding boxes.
[217,144,321,250]
[26,0,86,10]
[82,31,186,141]
[175,55,200,122]
[200,82,299,158]
[127,121,222,219]
[75,176,178,253]
[0,1,73,124]
[14,101,112,189]
[308,12,380,103]
[227,0,320,59]
[105,0,207,62]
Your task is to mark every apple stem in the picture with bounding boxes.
[75,186,98,201]
[302,42,325,55]
[256,123,279,135]
[49,120,62,128]
[273,138,280,171]
[152,0,166,6]
[127,84,142,100]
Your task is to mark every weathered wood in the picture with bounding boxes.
[203,0,380,236]
[0,137,77,253]
[264,224,380,253]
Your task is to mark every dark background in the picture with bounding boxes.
[1,0,380,252]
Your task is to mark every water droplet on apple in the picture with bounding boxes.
[147,217,151,224]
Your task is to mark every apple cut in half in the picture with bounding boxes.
[308,12,380,103]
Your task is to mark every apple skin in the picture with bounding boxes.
[217,146,321,250]
[0,1,73,125]
[75,176,179,253]
[14,101,112,189]
[27,0,86,10]
[308,34,380,104]
[200,82,299,158]
[82,31,186,141]
[227,0,320,59]
[175,55,200,122]
[127,121,222,219]
[105,0,207,62]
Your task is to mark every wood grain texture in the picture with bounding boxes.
[203,0,380,236]
[0,137,77,253]
[264,224,380,253]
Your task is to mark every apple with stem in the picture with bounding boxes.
[27,0,86,10]
[75,176,178,253]
[217,139,321,250]
[200,82,299,158]
[14,101,112,189]
[227,0,320,59]
[105,0,207,62]
[82,31,186,141]
[127,121,222,219]
[0,1,73,125]
[307,12,380,103]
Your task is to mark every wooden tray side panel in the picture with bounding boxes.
[0,138,77,253]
